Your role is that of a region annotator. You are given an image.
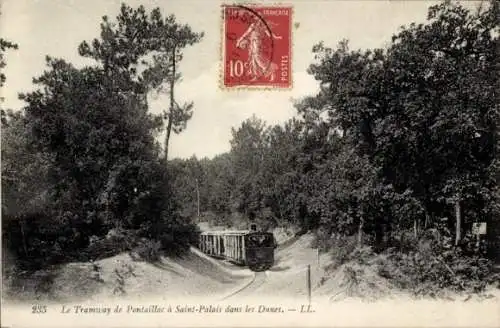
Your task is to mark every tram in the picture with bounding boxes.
[199,230,276,271]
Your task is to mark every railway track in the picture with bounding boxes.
[220,271,267,300]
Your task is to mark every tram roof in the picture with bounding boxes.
[200,230,249,236]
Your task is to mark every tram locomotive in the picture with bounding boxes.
[199,230,276,271]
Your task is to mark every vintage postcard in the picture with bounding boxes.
[1,0,499,327]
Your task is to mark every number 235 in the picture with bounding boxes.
[32,305,47,314]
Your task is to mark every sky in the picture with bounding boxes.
[1,0,480,159]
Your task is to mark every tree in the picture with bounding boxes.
[204,153,237,219]
[0,38,18,88]
[262,119,305,227]
[13,56,164,266]
[229,115,269,219]
[1,38,19,124]
[3,4,205,269]
[169,156,205,218]
[377,1,498,245]
[1,111,53,260]
[297,1,498,251]
[78,4,204,162]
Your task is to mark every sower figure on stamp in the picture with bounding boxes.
[236,15,282,82]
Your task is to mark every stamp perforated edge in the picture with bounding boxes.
[218,2,294,92]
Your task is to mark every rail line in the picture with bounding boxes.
[220,271,267,300]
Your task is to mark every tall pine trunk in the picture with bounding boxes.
[20,218,28,258]
[357,214,364,248]
[195,178,200,218]
[455,196,462,246]
[164,46,177,163]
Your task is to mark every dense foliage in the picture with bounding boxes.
[169,2,499,281]
[2,4,203,271]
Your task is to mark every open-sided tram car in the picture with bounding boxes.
[199,230,276,271]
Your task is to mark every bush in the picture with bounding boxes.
[314,234,362,270]
[2,212,92,270]
[134,239,162,262]
[316,227,499,298]
[140,213,200,257]
[84,230,137,261]
[159,221,200,257]
[112,262,137,296]
[378,237,500,297]
[390,230,420,254]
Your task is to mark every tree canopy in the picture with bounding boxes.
[2,4,203,269]
[171,1,499,257]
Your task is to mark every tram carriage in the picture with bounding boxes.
[199,230,276,271]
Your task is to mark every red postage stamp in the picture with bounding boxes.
[222,5,292,89]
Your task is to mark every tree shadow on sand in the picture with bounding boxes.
[150,261,186,277]
[268,265,291,272]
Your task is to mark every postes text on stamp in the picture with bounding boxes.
[222,5,292,89]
